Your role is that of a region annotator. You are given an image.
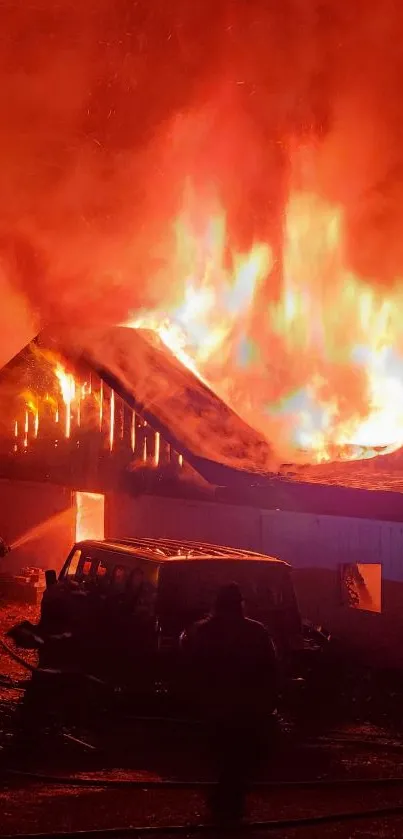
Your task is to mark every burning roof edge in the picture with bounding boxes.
[78,326,278,488]
[5,330,403,519]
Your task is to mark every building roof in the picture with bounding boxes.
[4,330,403,522]
[80,327,403,518]
[79,326,277,487]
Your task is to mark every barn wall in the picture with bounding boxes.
[107,492,403,579]
[107,492,403,667]
[106,494,262,551]
[0,480,75,573]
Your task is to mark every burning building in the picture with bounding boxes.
[2,179,403,670]
[2,323,403,669]
[3,0,403,666]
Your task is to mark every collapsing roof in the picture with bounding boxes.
[67,326,403,519]
[4,326,403,521]
[76,326,277,487]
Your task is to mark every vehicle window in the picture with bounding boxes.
[112,565,127,591]
[66,549,81,578]
[130,558,159,588]
[127,568,157,617]
[247,580,285,609]
[77,552,96,578]
[127,566,145,593]
[93,558,110,592]
[158,560,294,629]
[96,560,108,578]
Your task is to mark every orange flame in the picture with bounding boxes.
[23,409,28,448]
[130,209,271,382]
[131,410,136,452]
[15,363,107,451]
[127,188,403,464]
[99,380,104,432]
[54,363,75,438]
[109,389,115,451]
[20,391,39,440]
[155,431,160,467]
[14,354,131,461]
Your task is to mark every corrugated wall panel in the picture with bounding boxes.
[107,493,403,666]
[0,479,75,572]
[108,493,403,582]
[108,494,262,552]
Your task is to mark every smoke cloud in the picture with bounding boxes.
[2,2,402,317]
[0,0,229,341]
[1,1,403,461]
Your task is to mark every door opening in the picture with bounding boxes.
[75,491,105,542]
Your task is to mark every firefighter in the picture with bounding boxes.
[0,537,10,558]
[182,582,277,824]
[39,570,70,636]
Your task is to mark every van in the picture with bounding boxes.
[44,538,303,686]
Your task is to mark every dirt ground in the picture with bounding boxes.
[2,602,403,838]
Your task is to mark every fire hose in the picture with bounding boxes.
[0,635,104,684]
[4,632,403,752]
[0,636,36,672]
[4,632,403,802]
[5,768,403,789]
[4,802,403,838]
[3,638,403,835]
[3,632,403,746]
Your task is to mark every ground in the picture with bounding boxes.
[2,602,403,837]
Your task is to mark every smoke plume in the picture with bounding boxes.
[2,2,402,316]
[2,1,403,464]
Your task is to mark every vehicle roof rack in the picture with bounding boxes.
[100,536,285,563]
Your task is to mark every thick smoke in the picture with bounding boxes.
[2,1,403,464]
[2,2,402,328]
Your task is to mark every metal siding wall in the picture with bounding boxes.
[167,500,257,549]
[262,510,403,582]
[109,495,262,552]
[261,510,392,571]
[0,479,75,572]
[107,493,403,667]
[261,511,339,568]
[108,492,403,581]
[382,522,403,582]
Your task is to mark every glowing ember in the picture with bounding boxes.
[109,389,115,451]
[14,361,110,454]
[131,411,136,452]
[99,380,104,431]
[155,431,160,466]
[127,189,403,464]
[21,391,40,440]
[23,409,28,448]
[54,363,75,438]
[12,355,167,468]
